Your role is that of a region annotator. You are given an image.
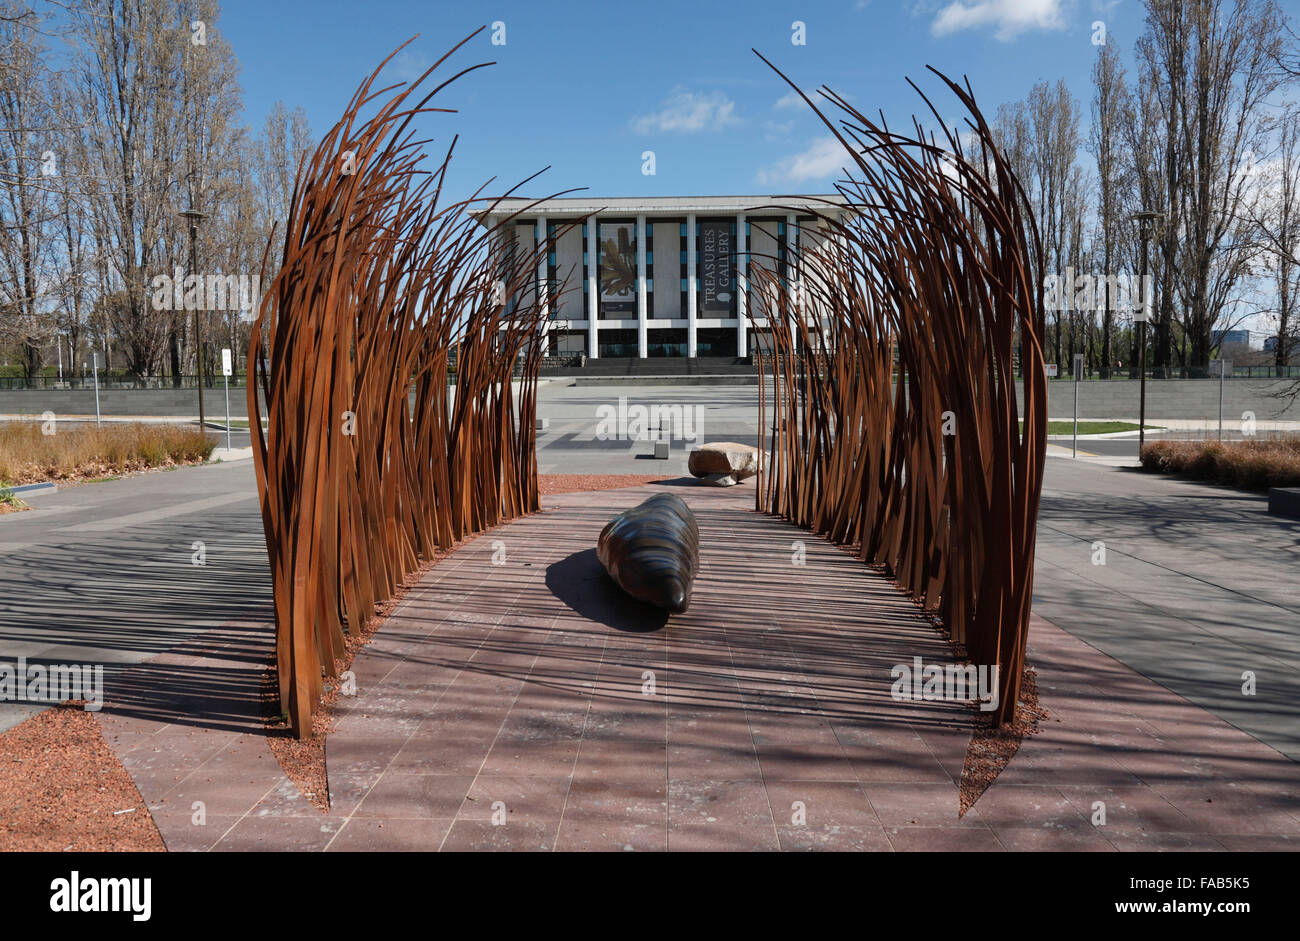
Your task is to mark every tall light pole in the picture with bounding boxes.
[1131,210,1163,455]
[179,208,207,430]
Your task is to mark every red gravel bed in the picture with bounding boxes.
[959,664,1047,815]
[539,474,675,495]
[0,703,165,851]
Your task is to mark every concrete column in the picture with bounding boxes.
[735,212,747,358]
[636,214,648,358]
[536,215,548,356]
[686,212,697,358]
[786,212,798,356]
[587,215,598,358]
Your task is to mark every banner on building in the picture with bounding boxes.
[599,222,637,315]
[699,221,734,314]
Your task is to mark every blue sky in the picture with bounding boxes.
[220,0,1147,202]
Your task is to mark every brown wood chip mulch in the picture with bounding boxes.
[0,703,165,851]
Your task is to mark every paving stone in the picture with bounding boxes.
[325,817,453,851]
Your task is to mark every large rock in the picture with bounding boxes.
[688,442,762,481]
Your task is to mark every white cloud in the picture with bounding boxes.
[774,91,805,111]
[390,50,432,85]
[631,88,740,134]
[764,119,796,141]
[756,137,847,185]
[931,0,1067,40]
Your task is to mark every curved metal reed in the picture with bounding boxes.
[246,33,575,738]
[749,60,1048,726]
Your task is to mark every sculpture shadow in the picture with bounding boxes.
[651,475,757,488]
[546,548,668,633]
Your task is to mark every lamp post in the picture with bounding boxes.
[179,208,207,431]
[1131,210,1163,455]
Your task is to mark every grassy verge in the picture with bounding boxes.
[1022,420,1162,435]
[1139,436,1300,491]
[200,418,263,430]
[0,421,215,485]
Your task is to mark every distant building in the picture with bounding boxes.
[479,195,848,359]
[1213,328,1269,351]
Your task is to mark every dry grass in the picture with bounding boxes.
[1140,435,1300,491]
[0,421,214,485]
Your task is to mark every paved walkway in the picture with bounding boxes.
[1034,459,1300,761]
[92,481,1300,850]
[0,460,267,732]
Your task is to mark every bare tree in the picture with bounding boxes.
[67,0,248,383]
[70,0,181,377]
[1244,105,1300,370]
[47,72,97,377]
[994,80,1085,368]
[0,0,59,381]
[1089,40,1132,375]
[255,100,312,237]
[168,0,247,386]
[1135,0,1286,372]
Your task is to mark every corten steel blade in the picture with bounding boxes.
[744,57,1047,727]
[246,32,583,738]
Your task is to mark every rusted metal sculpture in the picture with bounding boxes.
[597,493,700,614]
[247,33,574,738]
[748,59,1048,726]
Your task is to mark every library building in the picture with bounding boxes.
[480,195,847,359]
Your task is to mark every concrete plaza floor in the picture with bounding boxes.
[1034,459,1300,762]
[0,459,268,733]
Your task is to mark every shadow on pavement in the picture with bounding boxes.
[545,548,668,633]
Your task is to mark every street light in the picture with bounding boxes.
[1130,209,1164,455]
[179,208,207,431]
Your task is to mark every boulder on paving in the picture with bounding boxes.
[688,442,762,481]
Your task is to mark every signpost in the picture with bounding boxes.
[1131,209,1162,455]
[221,348,233,451]
[1072,353,1084,458]
[1212,359,1231,440]
[91,353,101,427]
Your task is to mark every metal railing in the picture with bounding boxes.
[0,374,248,390]
[1043,365,1300,381]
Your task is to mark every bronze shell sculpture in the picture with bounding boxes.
[597,493,699,614]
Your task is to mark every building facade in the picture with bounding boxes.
[480,195,846,359]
